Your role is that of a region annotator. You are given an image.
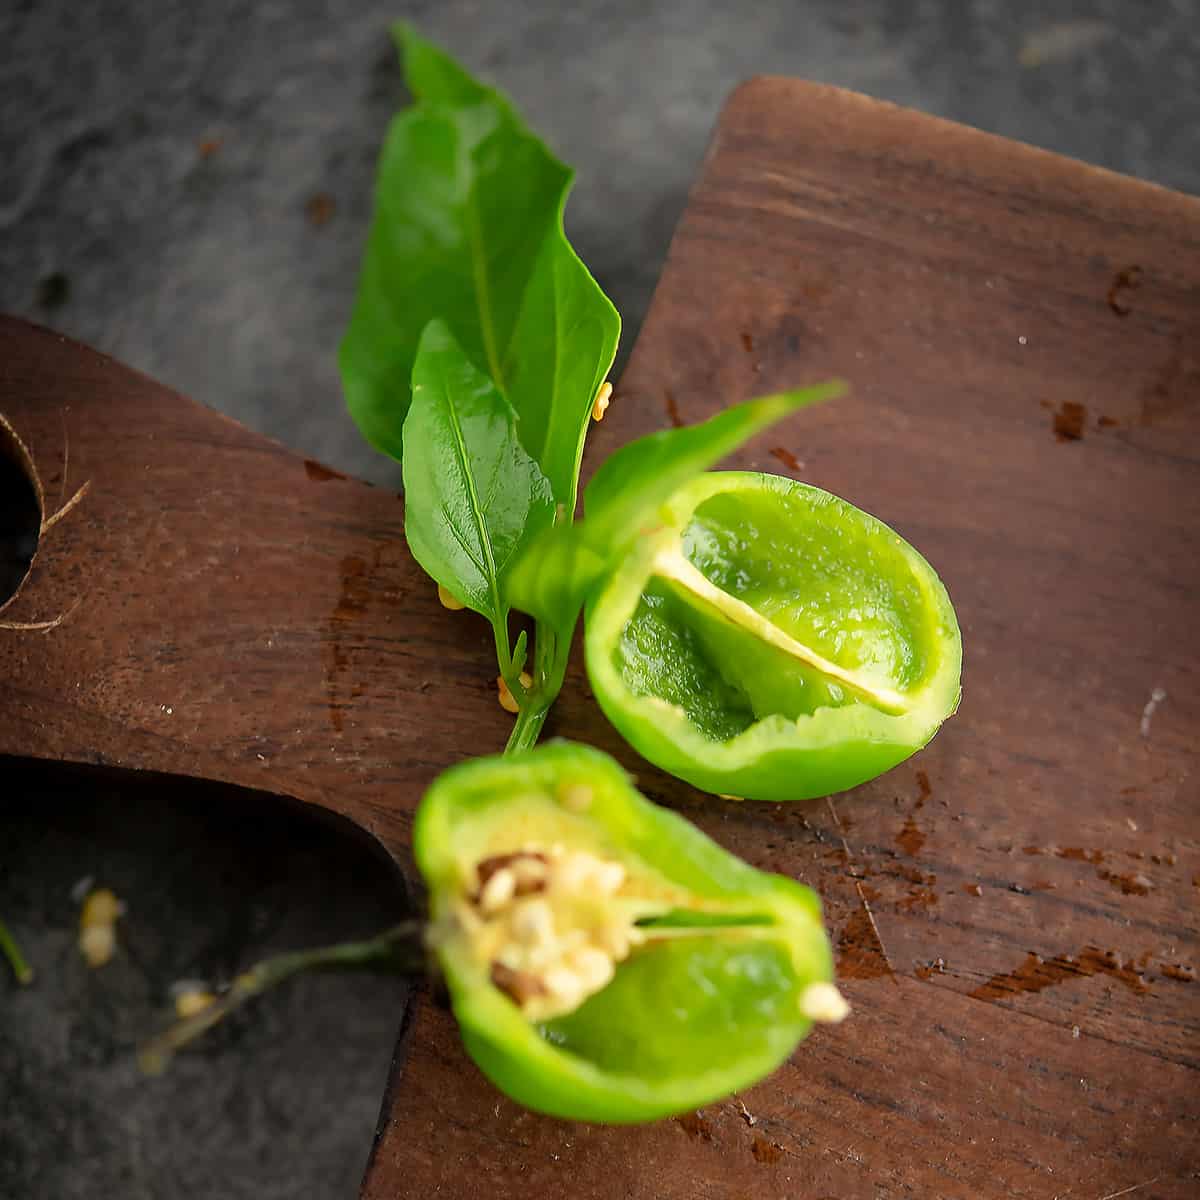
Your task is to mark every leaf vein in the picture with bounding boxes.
[437,376,504,621]
[464,187,506,393]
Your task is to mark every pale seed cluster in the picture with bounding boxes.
[459,839,641,1022]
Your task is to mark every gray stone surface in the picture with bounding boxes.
[2,1,1197,1196]
[3,1,1197,485]
[0,764,409,1200]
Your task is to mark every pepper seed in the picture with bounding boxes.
[570,947,615,992]
[511,898,554,946]
[558,783,593,812]
[591,381,612,422]
[798,981,850,1023]
[437,583,466,610]
[479,868,517,914]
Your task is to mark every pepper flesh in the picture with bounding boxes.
[585,472,962,801]
[415,741,838,1122]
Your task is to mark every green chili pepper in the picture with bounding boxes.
[415,740,842,1123]
[584,472,962,801]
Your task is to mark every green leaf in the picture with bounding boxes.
[507,383,845,634]
[585,382,844,546]
[401,23,491,106]
[403,320,554,624]
[339,24,620,512]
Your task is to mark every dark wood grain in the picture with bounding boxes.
[2,78,1198,1198]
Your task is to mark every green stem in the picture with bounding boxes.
[138,919,426,1075]
[491,611,515,681]
[0,916,34,985]
[503,617,572,755]
[505,694,551,753]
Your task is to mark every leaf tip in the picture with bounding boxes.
[767,377,848,418]
[390,20,419,53]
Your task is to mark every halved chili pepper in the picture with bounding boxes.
[415,740,843,1122]
[584,472,962,801]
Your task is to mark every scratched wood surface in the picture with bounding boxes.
[2,79,1198,1199]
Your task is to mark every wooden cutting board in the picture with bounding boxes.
[2,78,1197,1199]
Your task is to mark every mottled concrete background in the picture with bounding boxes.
[2,1,1197,1196]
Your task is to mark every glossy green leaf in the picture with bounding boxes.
[507,383,844,637]
[585,381,843,544]
[339,24,619,511]
[403,320,554,622]
[500,524,605,651]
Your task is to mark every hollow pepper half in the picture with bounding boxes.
[585,471,962,801]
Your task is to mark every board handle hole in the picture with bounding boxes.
[0,414,43,612]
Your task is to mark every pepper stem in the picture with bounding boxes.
[503,618,571,755]
[137,919,426,1075]
[505,698,549,753]
[0,916,33,985]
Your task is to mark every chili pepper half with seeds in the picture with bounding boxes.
[415,740,843,1123]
